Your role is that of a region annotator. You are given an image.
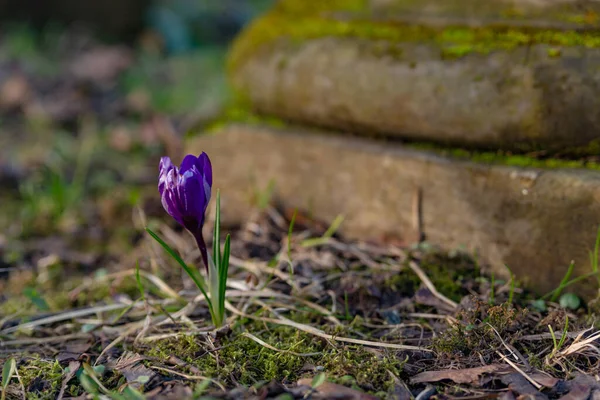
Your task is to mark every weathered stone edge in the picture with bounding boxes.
[202,107,600,169]
[188,123,600,298]
[228,4,600,74]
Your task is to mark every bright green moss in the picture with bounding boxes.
[138,318,405,393]
[412,142,600,171]
[17,358,65,399]
[198,107,600,171]
[273,0,367,15]
[228,3,600,74]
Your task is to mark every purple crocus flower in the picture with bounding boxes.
[159,153,212,270]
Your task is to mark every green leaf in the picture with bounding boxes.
[311,372,326,388]
[145,227,214,319]
[531,299,547,312]
[551,261,575,302]
[287,208,297,260]
[274,394,294,400]
[23,287,50,311]
[559,293,581,310]
[78,373,100,395]
[287,209,297,275]
[323,214,344,239]
[2,358,16,396]
[122,386,146,400]
[219,234,231,319]
[213,190,221,270]
[558,315,569,348]
[193,379,211,397]
[542,269,600,300]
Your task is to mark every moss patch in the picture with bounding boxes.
[199,107,600,171]
[272,0,367,15]
[17,358,66,399]
[433,301,528,357]
[228,1,600,73]
[139,317,405,394]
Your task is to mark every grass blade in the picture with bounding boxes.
[323,214,344,239]
[558,316,569,349]
[288,208,297,257]
[219,234,231,319]
[145,227,214,315]
[287,209,297,274]
[213,190,221,271]
[2,358,16,400]
[542,269,600,300]
[548,260,575,302]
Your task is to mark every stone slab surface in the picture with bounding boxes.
[229,0,600,150]
[188,124,600,297]
[232,35,600,151]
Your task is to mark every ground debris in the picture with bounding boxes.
[0,24,600,399]
[297,378,380,399]
[411,364,510,385]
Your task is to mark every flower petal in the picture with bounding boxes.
[197,152,213,188]
[179,169,207,222]
[158,156,175,195]
[161,190,183,225]
[179,154,199,174]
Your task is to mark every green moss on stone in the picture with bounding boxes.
[273,0,367,15]
[199,108,600,171]
[228,2,600,74]
[547,47,562,57]
[411,142,600,171]
[198,108,600,171]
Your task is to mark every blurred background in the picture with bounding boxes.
[0,0,273,303]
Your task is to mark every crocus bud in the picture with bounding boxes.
[158,153,212,270]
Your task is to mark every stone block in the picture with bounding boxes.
[188,123,600,297]
[229,0,600,151]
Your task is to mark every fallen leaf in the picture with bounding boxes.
[528,372,559,389]
[57,361,80,400]
[114,351,156,389]
[411,364,509,385]
[501,374,547,400]
[559,374,600,400]
[559,383,591,400]
[56,341,92,363]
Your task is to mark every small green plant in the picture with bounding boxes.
[311,372,327,389]
[287,208,297,277]
[1,358,17,400]
[548,315,569,360]
[147,153,231,328]
[541,258,600,302]
[301,214,345,247]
